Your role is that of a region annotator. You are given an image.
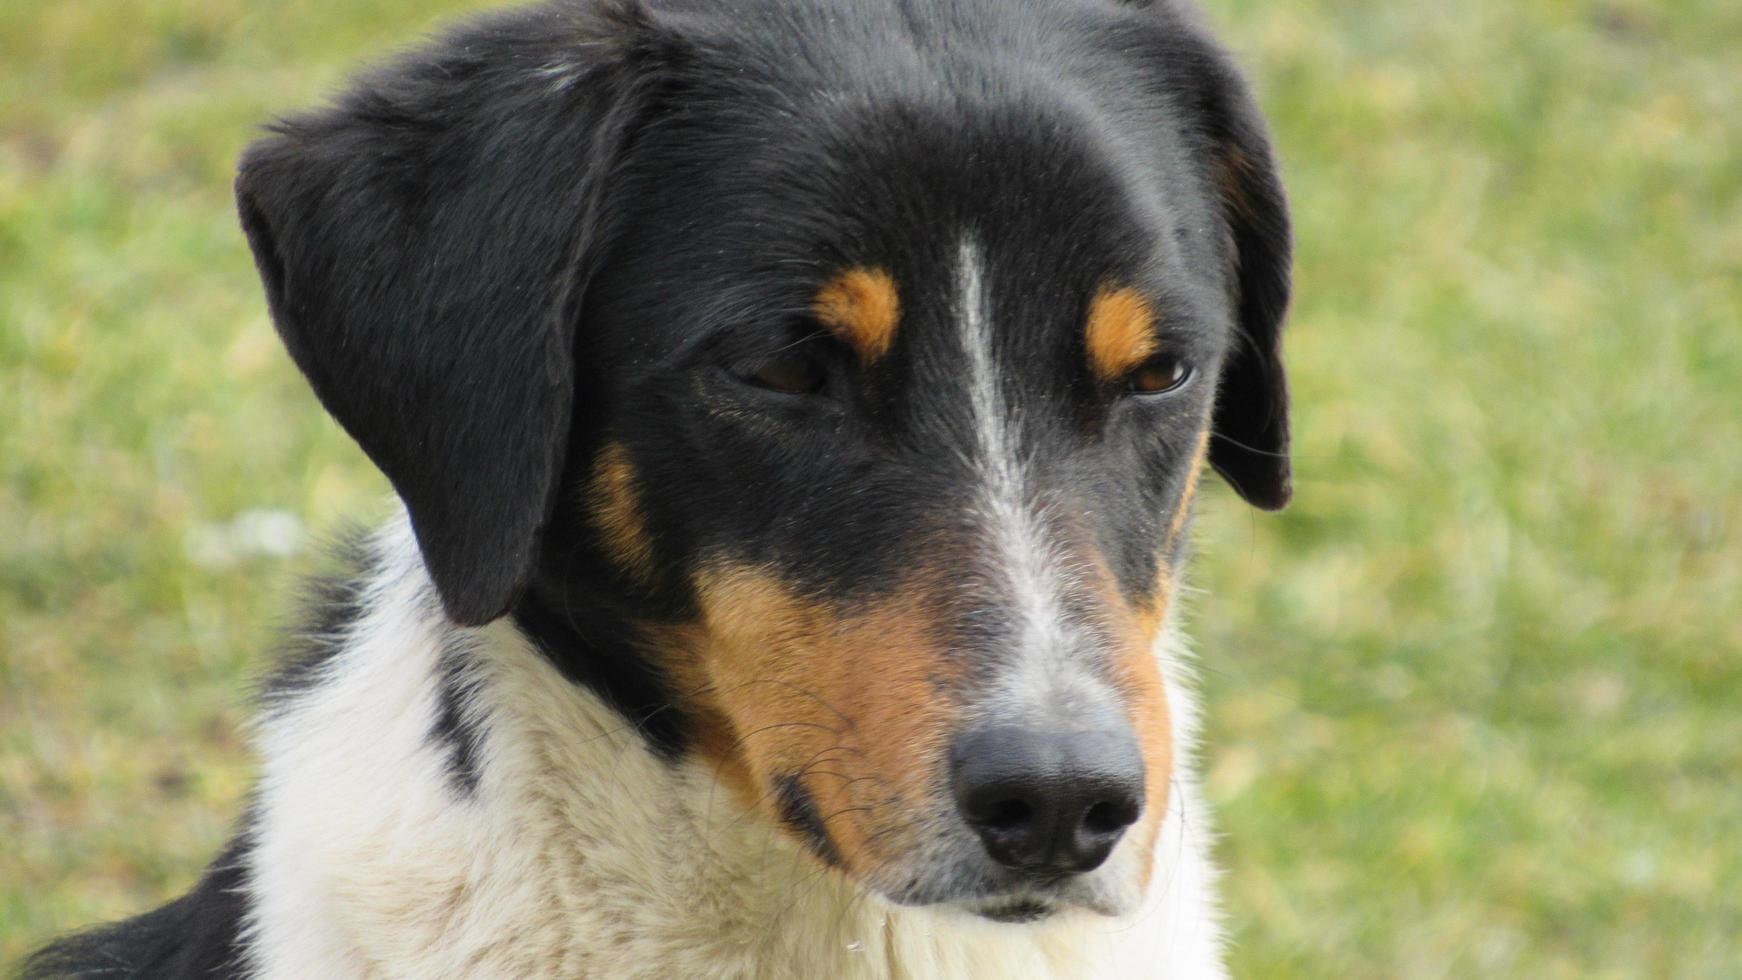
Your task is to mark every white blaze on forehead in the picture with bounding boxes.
[954,239,1107,719]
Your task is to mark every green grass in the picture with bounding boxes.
[3,0,1738,974]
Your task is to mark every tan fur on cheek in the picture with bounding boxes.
[664,564,962,878]
[813,266,900,363]
[587,442,655,584]
[1165,427,1212,551]
[1136,425,1215,639]
[1095,572,1174,892]
[1085,285,1159,382]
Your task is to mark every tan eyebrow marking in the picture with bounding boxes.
[812,266,900,363]
[1085,284,1159,382]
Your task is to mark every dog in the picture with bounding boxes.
[26,0,1291,975]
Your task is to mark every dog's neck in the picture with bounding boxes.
[241,516,1226,978]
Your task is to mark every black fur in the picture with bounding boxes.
[431,631,490,796]
[23,826,253,979]
[258,525,376,706]
[775,774,842,868]
[512,583,689,757]
[1194,53,1294,509]
[234,1,652,627]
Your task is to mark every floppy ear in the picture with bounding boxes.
[236,7,644,624]
[1198,60,1294,510]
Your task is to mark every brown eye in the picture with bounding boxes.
[743,349,826,395]
[1127,355,1191,396]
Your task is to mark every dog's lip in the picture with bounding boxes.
[879,855,1129,919]
[955,878,1126,923]
[971,897,1058,923]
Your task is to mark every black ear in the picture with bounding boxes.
[1197,58,1294,509]
[236,6,644,624]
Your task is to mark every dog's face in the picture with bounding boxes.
[236,0,1289,922]
[578,103,1247,917]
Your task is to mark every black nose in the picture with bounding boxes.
[950,725,1145,876]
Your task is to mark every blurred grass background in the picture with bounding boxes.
[2,0,1738,974]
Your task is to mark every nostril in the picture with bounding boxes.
[1081,799,1136,836]
[978,797,1033,833]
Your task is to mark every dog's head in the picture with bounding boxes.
[236,0,1289,922]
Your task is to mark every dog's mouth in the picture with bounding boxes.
[869,842,1139,923]
[912,870,1129,924]
[970,897,1059,923]
[960,884,1125,923]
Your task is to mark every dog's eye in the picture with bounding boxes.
[741,349,826,395]
[1127,355,1191,396]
